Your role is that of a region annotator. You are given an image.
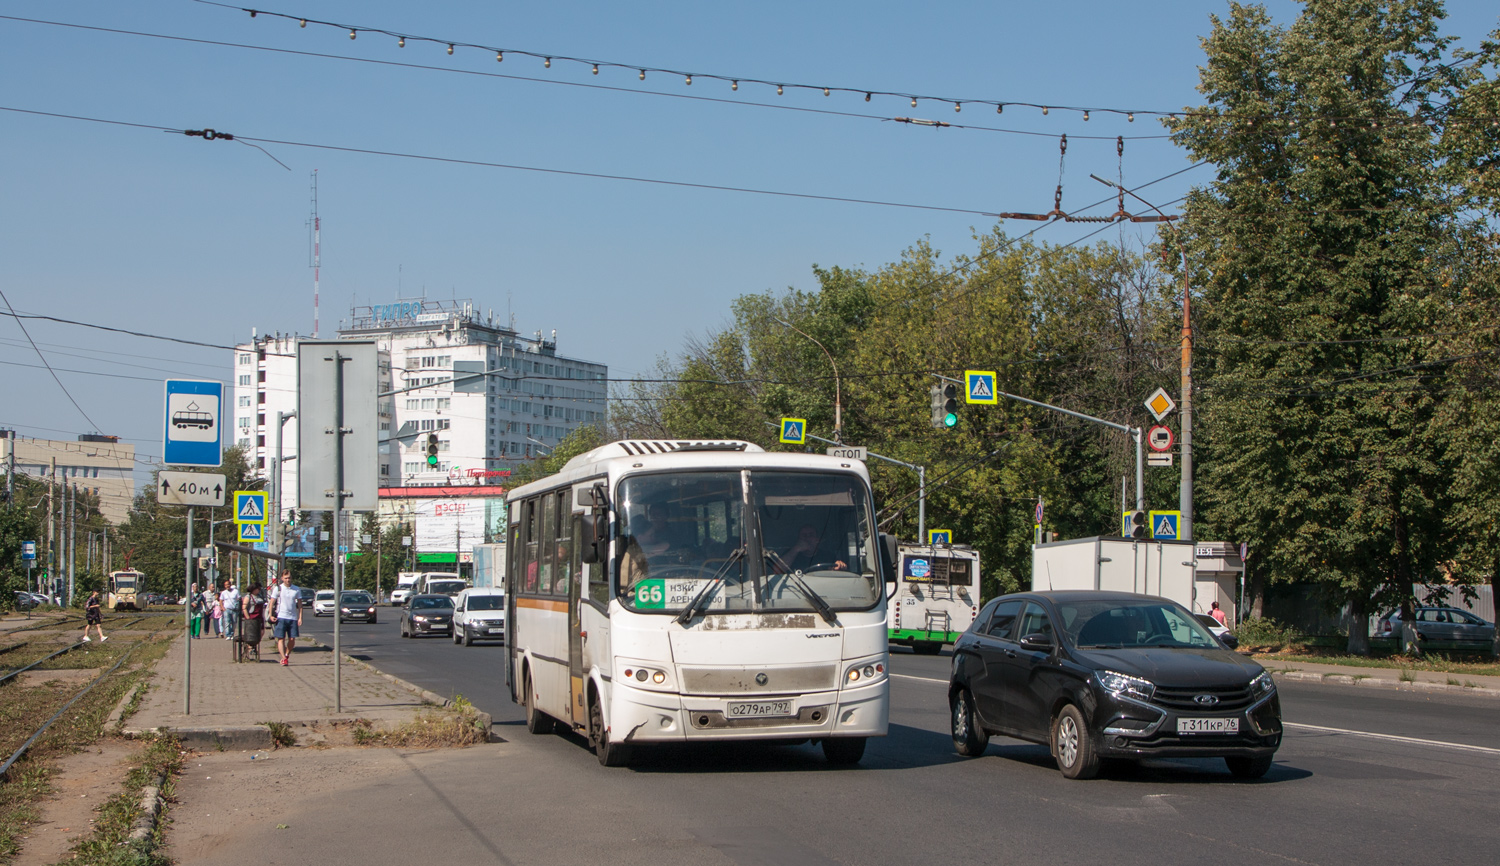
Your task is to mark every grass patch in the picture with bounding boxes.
[0,634,171,862]
[66,733,182,866]
[1447,676,1462,686]
[1399,668,1416,683]
[112,683,150,735]
[1250,650,1500,677]
[350,697,487,749]
[1233,617,1302,652]
[261,722,296,749]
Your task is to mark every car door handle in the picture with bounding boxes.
[1004,649,1016,658]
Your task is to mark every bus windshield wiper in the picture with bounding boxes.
[674,547,745,625]
[783,570,838,626]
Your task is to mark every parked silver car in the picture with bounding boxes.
[1375,607,1496,650]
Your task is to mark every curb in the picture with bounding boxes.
[127,769,168,843]
[301,637,494,733]
[1271,669,1500,699]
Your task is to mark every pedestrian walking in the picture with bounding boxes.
[1211,600,1228,626]
[82,590,107,643]
[211,595,224,636]
[219,580,240,641]
[238,582,265,662]
[267,570,303,666]
[188,582,205,638]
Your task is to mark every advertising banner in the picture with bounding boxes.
[414,498,489,554]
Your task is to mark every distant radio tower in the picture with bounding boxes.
[310,170,321,337]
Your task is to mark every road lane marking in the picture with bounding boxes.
[1284,721,1500,755]
[891,673,948,684]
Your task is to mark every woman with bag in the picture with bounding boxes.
[238,582,265,662]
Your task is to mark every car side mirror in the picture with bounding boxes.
[1019,633,1053,651]
[1221,633,1239,650]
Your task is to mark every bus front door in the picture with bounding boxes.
[567,516,586,729]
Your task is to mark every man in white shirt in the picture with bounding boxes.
[219,580,240,641]
[267,571,303,666]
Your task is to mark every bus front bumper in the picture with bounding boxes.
[610,680,889,744]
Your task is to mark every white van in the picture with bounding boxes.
[391,572,421,606]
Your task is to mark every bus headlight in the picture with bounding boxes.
[618,660,673,691]
[843,658,887,687]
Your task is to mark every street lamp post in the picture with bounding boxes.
[773,317,843,444]
[1091,174,1193,542]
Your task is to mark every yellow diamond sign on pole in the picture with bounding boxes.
[1144,387,1177,422]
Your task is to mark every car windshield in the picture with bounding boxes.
[428,581,465,594]
[466,595,504,611]
[1056,599,1220,649]
[411,596,453,610]
[317,591,335,599]
[616,470,879,614]
[341,593,371,604]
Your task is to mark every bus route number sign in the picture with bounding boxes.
[635,579,666,609]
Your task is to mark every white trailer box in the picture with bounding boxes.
[1032,536,1198,612]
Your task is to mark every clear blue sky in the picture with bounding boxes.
[3,1,1496,477]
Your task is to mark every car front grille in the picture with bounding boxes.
[1152,684,1254,712]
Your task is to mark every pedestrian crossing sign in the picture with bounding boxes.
[964,370,998,404]
[779,418,807,445]
[237,521,265,543]
[1149,510,1180,540]
[927,529,953,545]
[234,491,268,525]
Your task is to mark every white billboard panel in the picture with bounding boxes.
[414,498,488,554]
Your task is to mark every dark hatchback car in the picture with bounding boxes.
[399,594,454,638]
[339,591,378,624]
[297,587,316,608]
[950,591,1281,780]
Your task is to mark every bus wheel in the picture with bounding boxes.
[914,641,943,655]
[589,690,631,767]
[822,737,866,765]
[523,670,556,735]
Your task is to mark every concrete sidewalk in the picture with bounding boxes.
[1262,657,1500,697]
[125,632,438,748]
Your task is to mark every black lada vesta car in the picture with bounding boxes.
[949,591,1281,779]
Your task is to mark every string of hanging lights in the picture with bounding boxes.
[207,1,1499,131]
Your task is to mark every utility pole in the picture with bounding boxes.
[184,506,194,714]
[47,458,55,598]
[1091,174,1192,539]
[67,483,76,606]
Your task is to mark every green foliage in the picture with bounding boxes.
[1167,0,1500,642]
[1234,616,1302,650]
[508,425,608,487]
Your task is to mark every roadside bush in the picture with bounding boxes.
[1234,617,1301,651]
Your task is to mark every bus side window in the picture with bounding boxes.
[521,499,539,594]
[539,493,557,594]
[555,491,574,598]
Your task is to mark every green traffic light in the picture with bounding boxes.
[426,454,439,466]
[944,412,958,428]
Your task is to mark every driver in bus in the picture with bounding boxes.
[770,524,847,573]
[619,505,675,594]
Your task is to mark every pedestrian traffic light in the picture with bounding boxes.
[426,433,439,466]
[941,383,959,428]
[1129,510,1148,539]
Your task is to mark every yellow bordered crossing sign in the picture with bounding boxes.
[1149,510,1181,540]
[234,491,268,524]
[779,418,807,445]
[964,370,998,404]
[927,529,953,545]
[237,521,265,543]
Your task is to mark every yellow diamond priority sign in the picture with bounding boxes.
[1144,387,1177,422]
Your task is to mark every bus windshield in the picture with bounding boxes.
[617,470,878,615]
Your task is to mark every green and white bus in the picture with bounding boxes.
[886,544,981,654]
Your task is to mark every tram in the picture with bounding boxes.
[107,570,147,612]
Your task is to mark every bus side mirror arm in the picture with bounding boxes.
[580,511,609,564]
[878,533,898,585]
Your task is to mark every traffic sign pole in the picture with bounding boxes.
[184,507,193,715]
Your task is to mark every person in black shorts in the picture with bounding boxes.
[83,590,107,642]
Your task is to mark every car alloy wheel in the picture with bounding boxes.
[1052,704,1099,780]
[951,689,989,757]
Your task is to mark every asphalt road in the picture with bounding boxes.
[296,610,1500,864]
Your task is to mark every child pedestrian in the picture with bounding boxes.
[83,590,107,642]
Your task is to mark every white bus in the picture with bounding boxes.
[506,439,895,766]
[415,572,467,597]
[886,544,981,654]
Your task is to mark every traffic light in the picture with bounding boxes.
[930,384,945,428]
[426,433,439,466]
[1129,510,1148,539]
[941,383,959,428]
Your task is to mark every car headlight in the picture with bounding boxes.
[413,615,427,622]
[1249,670,1276,699]
[1097,670,1156,701]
